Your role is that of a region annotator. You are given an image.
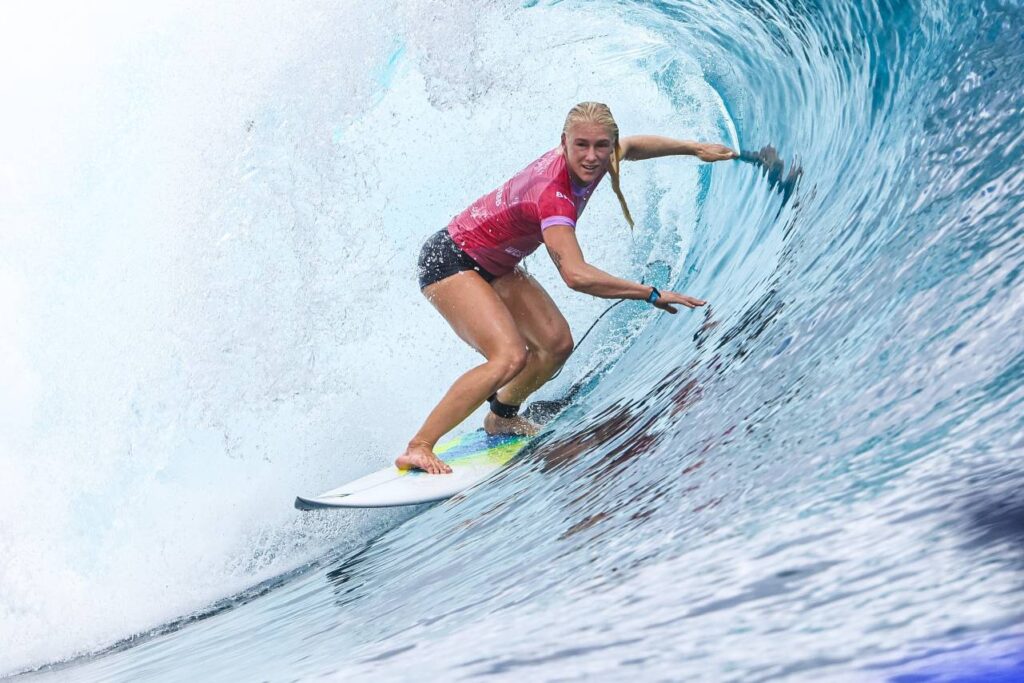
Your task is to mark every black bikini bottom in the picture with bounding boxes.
[417,229,497,290]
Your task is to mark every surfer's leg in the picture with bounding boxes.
[484,268,573,433]
[397,271,529,473]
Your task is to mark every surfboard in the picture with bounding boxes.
[294,430,531,510]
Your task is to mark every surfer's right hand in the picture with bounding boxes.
[653,291,707,314]
[395,441,452,474]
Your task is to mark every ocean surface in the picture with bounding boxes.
[2,0,1023,680]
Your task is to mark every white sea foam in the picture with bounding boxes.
[0,0,727,672]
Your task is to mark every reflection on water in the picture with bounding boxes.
[740,145,803,207]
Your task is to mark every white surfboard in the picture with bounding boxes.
[294,430,531,510]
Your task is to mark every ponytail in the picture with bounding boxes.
[609,140,635,230]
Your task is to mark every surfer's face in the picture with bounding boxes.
[561,122,614,186]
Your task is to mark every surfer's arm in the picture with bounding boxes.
[543,226,706,312]
[620,135,737,162]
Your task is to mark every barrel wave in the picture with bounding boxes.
[3,0,1023,680]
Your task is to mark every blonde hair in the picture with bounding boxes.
[562,101,635,229]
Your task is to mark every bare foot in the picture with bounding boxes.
[483,412,540,437]
[395,441,452,474]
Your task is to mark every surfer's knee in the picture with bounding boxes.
[533,332,573,368]
[489,346,528,385]
[550,331,574,364]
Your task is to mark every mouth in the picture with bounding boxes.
[581,164,600,174]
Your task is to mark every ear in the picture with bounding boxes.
[560,132,567,149]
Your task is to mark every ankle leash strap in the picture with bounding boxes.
[487,393,520,419]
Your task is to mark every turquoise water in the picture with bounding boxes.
[3,0,1023,680]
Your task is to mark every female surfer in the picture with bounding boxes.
[398,101,736,474]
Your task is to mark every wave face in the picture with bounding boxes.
[4,0,1024,679]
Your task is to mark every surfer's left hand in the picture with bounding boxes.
[697,144,739,162]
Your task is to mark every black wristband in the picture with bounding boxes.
[646,287,661,304]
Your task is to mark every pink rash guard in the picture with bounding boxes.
[447,148,605,277]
